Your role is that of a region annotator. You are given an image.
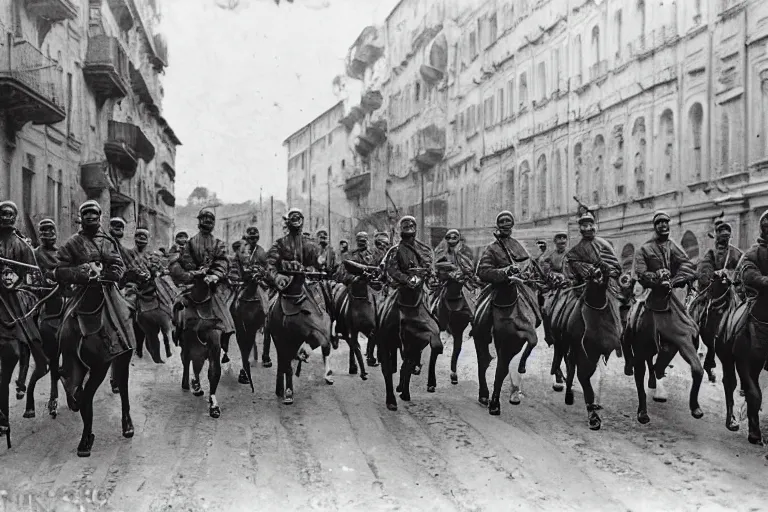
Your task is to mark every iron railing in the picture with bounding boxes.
[0,39,64,108]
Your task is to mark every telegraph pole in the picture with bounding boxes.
[420,171,425,242]
[327,169,332,244]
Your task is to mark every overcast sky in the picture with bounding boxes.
[160,0,398,205]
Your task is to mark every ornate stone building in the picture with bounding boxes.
[0,0,179,249]
[299,0,768,262]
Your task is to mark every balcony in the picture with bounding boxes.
[361,90,383,112]
[420,32,447,84]
[130,62,162,114]
[412,124,446,169]
[339,105,366,130]
[354,135,376,157]
[345,26,384,80]
[106,0,134,31]
[365,119,387,145]
[344,171,371,199]
[0,39,65,130]
[153,34,168,68]
[80,162,112,196]
[156,187,175,207]
[25,0,77,22]
[161,161,175,182]
[104,120,155,178]
[83,35,130,104]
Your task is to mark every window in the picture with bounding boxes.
[302,178,307,193]
[591,26,601,66]
[66,73,73,136]
[327,166,332,177]
[689,103,703,180]
[632,117,647,195]
[484,97,494,129]
[721,111,730,175]
[693,0,702,24]
[574,142,583,197]
[22,168,34,221]
[519,73,528,108]
[520,161,531,219]
[553,150,563,211]
[507,79,515,117]
[341,159,346,169]
[615,11,623,59]
[537,154,547,211]
[415,82,421,103]
[477,18,484,50]
[638,0,647,45]
[497,88,504,122]
[489,13,498,44]
[593,135,605,203]
[553,48,561,90]
[660,109,674,182]
[328,132,333,146]
[537,62,547,100]
[469,30,478,60]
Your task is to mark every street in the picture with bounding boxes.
[1,328,767,512]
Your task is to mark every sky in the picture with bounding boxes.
[159,0,399,205]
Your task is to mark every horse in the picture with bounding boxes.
[22,283,66,419]
[58,274,135,457]
[556,264,621,430]
[432,261,475,386]
[376,267,442,411]
[625,281,704,426]
[473,271,540,416]
[134,273,175,364]
[178,271,225,418]
[230,265,270,389]
[334,260,382,380]
[268,270,333,405]
[689,274,740,432]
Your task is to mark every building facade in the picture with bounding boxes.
[284,100,356,243]
[0,0,179,250]
[317,0,768,264]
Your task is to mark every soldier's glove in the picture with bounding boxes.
[204,274,219,285]
[274,274,291,290]
[657,269,671,281]
[104,264,123,282]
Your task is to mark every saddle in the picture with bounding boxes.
[397,288,423,309]
[280,293,307,317]
[491,283,518,308]
[75,297,108,337]
[721,298,751,349]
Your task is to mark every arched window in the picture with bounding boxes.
[553,150,563,212]
[721,111,730,176]
[620,243,635,273]
[593,135,605,203]
[615,10,623,59]
[574,35,583,78]
[660,109,674,184]
[520,160,531,219]
[591,26,601,66]
[637,0,647,45]
[537,62,547,100]
[574,142,583,197]
[688,103,703,180]
[537,154,547,211]
[504,148,516,212]
[681,231,699,264]
[519,72,528,109]
[632,117,647,196]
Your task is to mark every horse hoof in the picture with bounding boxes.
[154,358,166,365]
[282,396,294,405]
[221,354,230,364]
[652,396,667,403]
[489,400,501,416]
[509,390,521,405]
[209,405,221,419]
[166,348,173,358]
[588,414,602,431]
[748,434,764,446]
[181,381,190,391]
[15,390,25,400]
[238,370,249,384]
[136,351,143,359]
[478,396,489,407]
[637,410,650,424]
[552,382,564,392]
[396,384,402,393]
[193,389,204,397]
[349,366,358,375]
[122,418,135,438]
[517,365,527,374]
[262,359,273,368]
[387,402,398,411]
[412,365,422,376]
[325,375,334,385]
[77,433,95,458]
[367,358,379,368]
[427,385,436,393]
[726,418,740,432]
[110,380,119,394]
[23,409,35,419]
[48,400,58,419]
[624,366,634,377]
[399,392,411,402]
[565,391,574,406]
[739,389,746,397]
[691,407,704,419]
[360,372,368,381]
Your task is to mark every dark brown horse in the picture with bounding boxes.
[473,275,539,416]
[178,272,225,417]
[230,267,269,389]
[334,260,383,380]
[376,267,442,411]
[135,274,175,363]
[557,264,621,430]
[268,271,333,405]
[690,274,740,432]
[58,278,135,457]
[432,261,475,386]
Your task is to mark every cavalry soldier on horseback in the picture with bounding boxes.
[541,232,569,348]
[169,231,188,256]
[474,210,541,414]
[732,210,768,445]
[433,228,477,386]
[335,231,382,370]
[626,211,703,424]
[338,239,350,261]
[0,201,43,445]
[374,231,391,254]
[692,220,743,383]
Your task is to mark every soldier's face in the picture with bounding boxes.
[39,226,57,247]
[375,238,389,250]
[1,267,18,289]
[245,228,259,246]
[579,221,596,240]
[0,206,16,229]
[356,238,367,250]
[400,219,417,236]
[715,228,731,246]
[199,214,215,233]
[654,219,670,238]
[496,217,513,236]
[445,233,459,247]
[761,217,768,239]
[135,233,149,249]
[317,232,328,245]
[340,241,349,252]
[555,236,567,251]
[537,243,547,254]
[288,213,304,231]
[81,211,100,231]
[109,222,124,238]
[176,234,188,247]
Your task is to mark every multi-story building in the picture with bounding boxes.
[291,0,768,265]
[0,0,179,250]
[284,100,355,242]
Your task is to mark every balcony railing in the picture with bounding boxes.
[0,38,65,128]
[354,135,376,157]
[83,35,130,104]
[106,0,134,31]
[344,171,371,198]
[25,0,78,22]
[412,124,446,168]
[130,61,162,114]
[105,120,155,178]
[345,26,384,80]
[361,90,383,112]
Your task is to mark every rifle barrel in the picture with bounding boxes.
[0,256,40,271]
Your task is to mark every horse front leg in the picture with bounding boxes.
[77,362,110,457]
[564,344,577,406]
[450,320,465,385]
[473,335,492,406]
[15,343,29,400]
[0,351,19,448]
[652,345,678,404]
[717,343,739,432]
[23,350,49,418]
[735,352,765,445]
[489,341,512,416]
[675,338,705,419]
[550,342,565,392]
[378,336,397,410]
[633,352,650,424]
[576,345,602,430]
[48,349,60,418]
[190,344,205,398]
[427,344,439,392]
[517,337,537,374]
[284,360,295,404]
[114,352,134,438]
[322,344,334,385]
[262,325,273,368]
[208,330,223,418]
[350,331,367,380]
[180,338,190,391]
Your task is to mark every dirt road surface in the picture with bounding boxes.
[1,328,767,511]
